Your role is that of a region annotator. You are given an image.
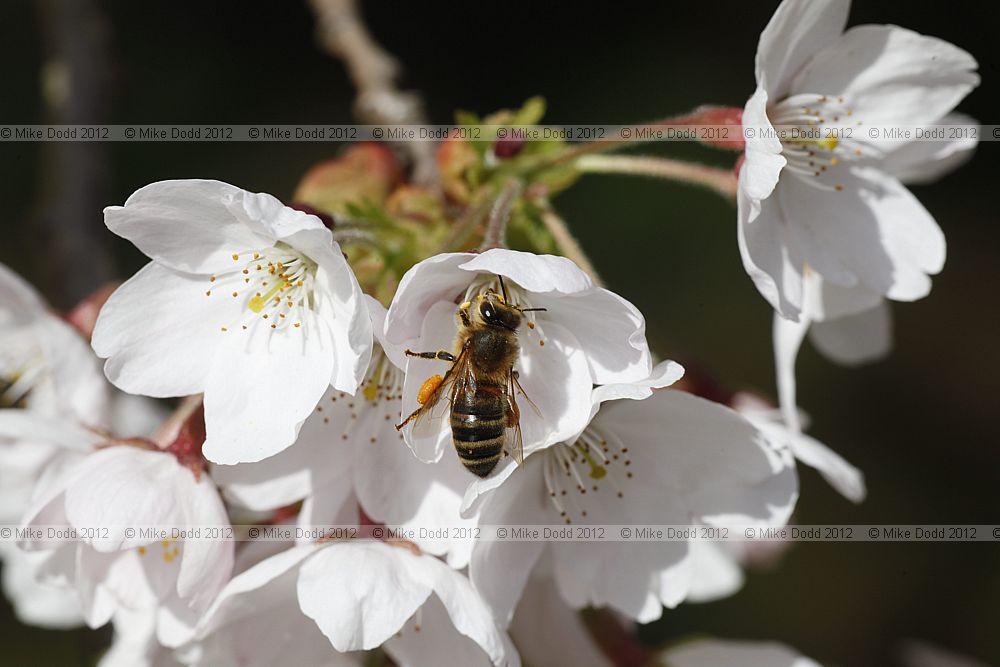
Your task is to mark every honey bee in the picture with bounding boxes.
[395,277,544,477]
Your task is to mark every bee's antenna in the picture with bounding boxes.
[520,307,547,313]
[498,275,509,303]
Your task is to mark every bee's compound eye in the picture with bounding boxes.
[479,302,496,323]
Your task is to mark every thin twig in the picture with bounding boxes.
[308,0,437,186]
[521,109,714,175]
[577,154,738,200]
[540,209,604,287]
[479,180,522,251]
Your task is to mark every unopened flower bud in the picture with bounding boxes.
[64,282,120,340]
[493,136,525,159]
[293,142,403,215]
[692,106,745,151]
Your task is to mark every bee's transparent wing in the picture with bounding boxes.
[511,370,541,418]
[505,370,526,465]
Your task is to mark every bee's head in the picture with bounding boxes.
[476,291,522,331]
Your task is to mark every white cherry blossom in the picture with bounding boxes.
[19,441,233,646]
[466,381,798,624]
[0,262,114,629]
[183,540,519,667]
[739,0,978,320]
[92,180,373,464]
[507,564,610,667]
[734,391,865,504]
[0,262,110,425]
[383,249,652,464]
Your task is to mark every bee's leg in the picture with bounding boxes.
[395,406,424,431]
[404,349,456,362]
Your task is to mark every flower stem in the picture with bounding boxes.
[577,154,738,200]
[479,179,523,251]
[540,209,604,287]
[522,106,743,176]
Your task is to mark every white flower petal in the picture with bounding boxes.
[809,301,892,366]
[792,25,978,130]
[201,320,336,464]
[599,391,798,527]
[738,398,864,504]
[515,320,594,455]
[664,638,822,667]
[802,272,882,322]
[197,544,319,635]
[104,180,278,274]
[354,416,477,567]
[530,286,651,385]
[459,249,593,295]
[686,540,745,603]
[778,166,945,302]
[385,595,511,667]
[297,542,433,651]
[460,457,519,518]
[882,113,979,185]
[385,253,475,347]
[190,544,347,667]
[0,544,83,629]
[291,228,373,394]
[399,301,462,463]
[741,86,787,204]
[92,263,240,398]
[591,360,685,407]
[403,546,516,667]
[63,447,185,552]
[754,0,850,97]
[788,431,866,503]
[737,182,804,320]
[37,315,111,428]
[175,476,234,614]
[213,388,355,511]
[509,573,610,667]
[0,409,104,451]
[468,456,548,625]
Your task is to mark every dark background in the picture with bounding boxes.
[1,1,998,665]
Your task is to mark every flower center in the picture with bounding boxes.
[543,426,633,524]
[206,243,318,334]
[319,349,405,444]
[770,94,872,192]
[137,538,182,564]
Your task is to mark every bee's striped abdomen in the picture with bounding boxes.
[451,383,506,477]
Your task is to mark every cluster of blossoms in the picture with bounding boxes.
[0,0,982,664]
